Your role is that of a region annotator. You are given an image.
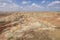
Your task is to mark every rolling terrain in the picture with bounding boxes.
[0,12,60,40]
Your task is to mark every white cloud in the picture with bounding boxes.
[0,0,13,3]
[0,2,7,7]
[48,1,60,6]
[0,2,20,11]
[20,3,45,11]
[9,0,13,3]
[31,3,44,8]
[0,2,19,8]
[22,1,31,4]
[22,1,27,4]
[31,3,40,8]
[41,1,45,4]
[0,0,21,11]
[32,3,36,6]
[0,0,12,1]
[7,3,19,8]
[20,6,23,9]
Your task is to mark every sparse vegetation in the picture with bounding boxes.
[0,12,60,40]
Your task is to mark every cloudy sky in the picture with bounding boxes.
[0,0,60,12]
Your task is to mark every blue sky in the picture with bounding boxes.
[0,0,60,12]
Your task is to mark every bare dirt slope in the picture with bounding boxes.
[0,12,60,40]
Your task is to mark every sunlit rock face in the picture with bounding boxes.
[0,12,60,40]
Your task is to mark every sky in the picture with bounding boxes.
[0,0,60,12]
